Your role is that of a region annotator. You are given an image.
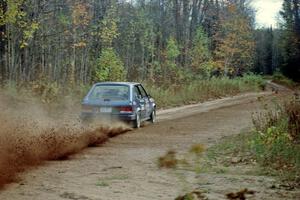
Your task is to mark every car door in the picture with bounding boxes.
[137,84,151,119]
[133,85,146,118]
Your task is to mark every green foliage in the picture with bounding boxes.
[146,74,265,108]
[196,60,215,79]
[279,0,300,82]
[251,100,300,180]
[0,0,40,48]
[166,37,180,61]
[100,5,119,47]
[165,37,180,73]
[272,72,297,88]
[94,48,126,82]
[241,73,267,90]
[58,13,71,26]
[190,27,212,78]
[0,0,263,86]
[164,37,181,83]
[0,0,24,25]
[20,21,39,48]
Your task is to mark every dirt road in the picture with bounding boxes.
[0,91,298,200]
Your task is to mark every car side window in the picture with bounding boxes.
[137,85,148,97]
[134,86,142,99]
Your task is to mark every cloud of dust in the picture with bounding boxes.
[0,93,132,188]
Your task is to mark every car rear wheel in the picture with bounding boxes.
[134,112,141,128]
[149,109,156,123]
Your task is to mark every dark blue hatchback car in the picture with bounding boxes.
[81,82,156,128]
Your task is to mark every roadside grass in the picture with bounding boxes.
[271,72,299,89]
[167,129,299,199]
[251,99,300,182]
[146,74,266,108]
[203,98,300,183]
[1,74,266,110]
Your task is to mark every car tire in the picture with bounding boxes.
[149,109,156,123]
[134,112,141,128]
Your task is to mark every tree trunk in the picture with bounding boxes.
[0,0,7,84]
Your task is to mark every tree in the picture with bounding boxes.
[214,4,255,76]
[94,47,125,82]
[254,28,274,75]
[70,0,92,86]
[93,3,125,82]
[0,0,259,86]
[190,27,212,78]
[279,0,300,81]
[164,37,181,83]
[99,4,119,48]
[0,0,7,83]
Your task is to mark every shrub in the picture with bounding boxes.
[145,75,266,108]
[251,100,300,179]
[285,101,300,142]
[272,72,297,89]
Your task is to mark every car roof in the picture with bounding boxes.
[94,82,140,86]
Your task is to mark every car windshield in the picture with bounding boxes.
[88,85,129,101]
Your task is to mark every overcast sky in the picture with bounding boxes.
[251,0,283,27]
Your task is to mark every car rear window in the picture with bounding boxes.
[89,85,129,101]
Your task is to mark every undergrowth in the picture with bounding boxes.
[251,99,300,181]
[1,74,266,110]
[146,74,266,108]
[203,97,300,183]
[272,72,299,89]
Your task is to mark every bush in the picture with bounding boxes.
[285,102,300,141]
[272,72,297,89]
[251,100,300,179]
[145,74,266,108]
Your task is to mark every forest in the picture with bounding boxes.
[0,0,299,89]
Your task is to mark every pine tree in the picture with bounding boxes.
[190,27,212,78]
[280,0,300,81]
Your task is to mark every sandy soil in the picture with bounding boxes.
[0,91,299,200]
